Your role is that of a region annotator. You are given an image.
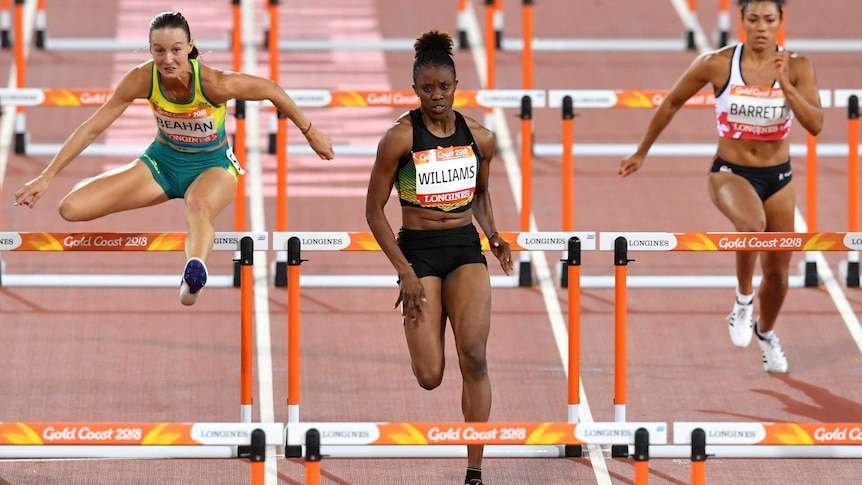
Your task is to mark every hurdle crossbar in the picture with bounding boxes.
[627,421,862,460]
[271,231,595,288]
[40,38,230,52]
[0,421,283,457]
[287,421,667,446]
[675,421,862,446]
[592,231,862,288]
[0,421,278,485]
[599,232,862,252]
[0,231,267,288]
[285,421,666,459]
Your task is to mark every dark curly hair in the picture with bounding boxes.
[739,0,784,20]
[413,30,456,81]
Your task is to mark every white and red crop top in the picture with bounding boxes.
[715,44,793,141]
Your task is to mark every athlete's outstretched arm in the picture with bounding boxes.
[14,64,149,207]
[619,52,718,177]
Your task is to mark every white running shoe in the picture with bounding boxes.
[756,322,788,373]
[727,298,754,347]
[180,257,208,306]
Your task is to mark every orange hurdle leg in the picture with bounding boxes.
[305,429,321,485]
[250,429,266,485]
[691,428,707,485]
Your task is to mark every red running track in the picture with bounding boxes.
[2,0,862,483]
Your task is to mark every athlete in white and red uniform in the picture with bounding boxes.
[619,0,822,373]
[715,43,793,141]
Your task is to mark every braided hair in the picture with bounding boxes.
[149,11,200,59]
[413,30,456,81]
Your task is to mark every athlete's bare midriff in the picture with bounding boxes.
[401,206,474,231]
[716,136,789,167]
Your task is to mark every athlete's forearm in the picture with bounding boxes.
[783,85,823,136]
[635,103,680,157]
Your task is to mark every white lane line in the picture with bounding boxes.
[668,0,711,52]
[0,0,36,187]
[794,214,862,353]
[239,1,277,482]
[671,0,862,354]
[463,2,611,483]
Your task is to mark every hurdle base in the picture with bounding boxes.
[518,261,533,287]
[14,132,26,155]
[804,260,819,287]
[564,444,583,458]
[458,30,469,49]
[847,261,860,287]
[237,444,251,459]
[275,261,288,287]
[268,132,277,155]
[718,30,729,48]
[610,444,629,458]
[559,260,568,288]
[285,445,303,458]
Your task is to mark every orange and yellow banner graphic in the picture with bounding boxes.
[0,423,197,446]
[615,90,715,108]
[1,89,545,109]
[41,89,147,107]
[0,422,284,446]
[0,232,186,251]
[271,231,597,252]
[371,422,580,446]
[286,421,667,446]
[600,232,860,252]
[675,422,862,446]
[759,423,862,445]
[0,232,268,252]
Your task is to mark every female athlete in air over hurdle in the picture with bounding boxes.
[13,11,334,306]
[619,0,823,373]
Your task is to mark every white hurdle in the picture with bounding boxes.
[538,88,843,159]
[0,421,283,458]
[600,420,862,478]
[0,231,268,287]
[0,421,282,485]
[285,421,666,461]
[667,421,862,459]
[271,231,595,288]
[594,231,862,289]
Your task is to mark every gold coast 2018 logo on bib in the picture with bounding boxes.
[722,84,791,140]
[412,145,477,207]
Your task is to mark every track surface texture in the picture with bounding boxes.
[1,0,862,484]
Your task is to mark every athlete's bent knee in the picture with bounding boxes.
[57,198,92,222]
[413,365,444,390]
[734,217,766,233]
